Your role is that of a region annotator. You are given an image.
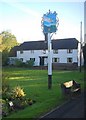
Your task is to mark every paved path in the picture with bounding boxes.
[40,92,85,119]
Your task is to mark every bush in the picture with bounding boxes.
[10,59,34,68]
[2,49,9,66]
[14,59,24,67]
[0,99,9,117]
[2,77,36,116]
[2,73,11,100]
[12,98,28,110]
[12,86,26,99]
[26,60,34,68]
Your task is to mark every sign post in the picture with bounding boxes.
[48,33,52,89]
[41,10,59,89]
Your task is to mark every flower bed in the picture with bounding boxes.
[2,84,36,117]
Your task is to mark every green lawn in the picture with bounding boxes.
[2,67,84,118]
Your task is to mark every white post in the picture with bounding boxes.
[48,33,52,89]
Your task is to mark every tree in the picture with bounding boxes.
[2,48,9,66]
[0,31,19,66]
[0,31,19,52]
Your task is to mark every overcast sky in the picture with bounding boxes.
[0,0,85,43]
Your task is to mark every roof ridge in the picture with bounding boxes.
[22,38,77,44]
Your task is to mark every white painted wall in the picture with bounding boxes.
[16,49,78,66]
[17,50,49,66]
[53,49,78,63]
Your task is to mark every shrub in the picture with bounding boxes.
[12,86,26,99]
[2,76,35,116]
[12,59,34,68]
[2,49,9,66]
[2,73,11,100]
[26,59,34,68]
[13,98,28,110]
[0,99,9,117]
[14,59,24,67]
[10,86,28,110]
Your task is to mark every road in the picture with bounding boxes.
[40,92,85,118]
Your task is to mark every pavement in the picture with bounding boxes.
[39,91,85,119]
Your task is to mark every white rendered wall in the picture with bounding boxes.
[53,49,78,63]
[17,49,78,66]
[17,50,48,66]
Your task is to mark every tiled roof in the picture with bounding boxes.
[18,38,78,50]
[52,38,78,49]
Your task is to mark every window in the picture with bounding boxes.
[30,58,35,62]
[31,50,34,54]
[67,49,73,53]
[20,50,23,54]
[53,58,59,63]
[43,50,46,54]
[67,58,72,63]
[53,50,58,54]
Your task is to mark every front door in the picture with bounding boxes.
[40,57,44,66]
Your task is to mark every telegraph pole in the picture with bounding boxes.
[80,21,82,72]
[84,1,86,44]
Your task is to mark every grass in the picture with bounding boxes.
[2,67,84,118]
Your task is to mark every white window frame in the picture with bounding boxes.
[53,58,60,63]
[53,50,58,54]
[67,58,73,63]
[31,50,34,54]
[20,50,23,54]
[30,58,35,62]
[67,49,73,53]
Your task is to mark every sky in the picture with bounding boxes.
[0,0,85,43]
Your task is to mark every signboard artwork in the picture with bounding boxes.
[41,10,58,33]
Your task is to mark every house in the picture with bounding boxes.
[9,38,79,69]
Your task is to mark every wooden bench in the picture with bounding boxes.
[61,80,81,97]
